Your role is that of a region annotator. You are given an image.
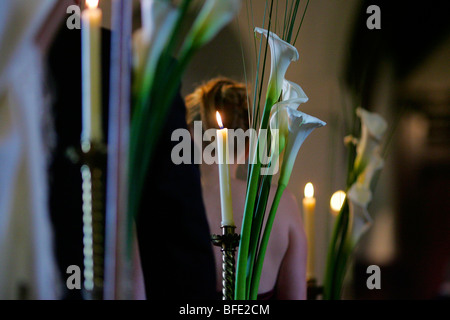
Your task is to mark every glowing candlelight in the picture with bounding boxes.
[82,0,102,150]
[216,111,224,129]
[303,182,316,280]
[86,0,99,8]
[304,182,314,199]
[216,112,234,226]
[330,190,346,216]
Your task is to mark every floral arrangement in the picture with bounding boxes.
[323,107,388,299]
[233,0,326,300]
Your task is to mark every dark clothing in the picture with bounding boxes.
[137,88,217,300]
[47,25,216,300]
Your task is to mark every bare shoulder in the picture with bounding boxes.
[279,188,299,211]
[277,188,307,255]
[276,187,302,224]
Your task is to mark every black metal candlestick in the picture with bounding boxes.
[307,278,323,300]
[68,142,107,300]
[212,226,240,300]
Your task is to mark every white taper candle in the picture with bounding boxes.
[216,112,234,227]
[81,0,103,148]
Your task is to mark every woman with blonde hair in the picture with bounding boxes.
[185,77,307,300]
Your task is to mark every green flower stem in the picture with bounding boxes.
[333,236,353,299]
[327,226,353,300]
[249,183,286,300]
[323,202,346,299]
[130,0,191,178]
[335,204,361,299]
[323,198,350,299]
[236,4,277,298]
[235,93,277,299]
[324,135,361,300]
[246,174,273,297]
[133,0,191,100]
[235,156,262,299]
[245,128,276,297]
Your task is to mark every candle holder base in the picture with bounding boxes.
[212,226,240,301]
[307,278,323,300]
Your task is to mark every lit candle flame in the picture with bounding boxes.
[86,0,99,9]
[304,182,314,198]
[216,111,224,129]
[330,190,346,214]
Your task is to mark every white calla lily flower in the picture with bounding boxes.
[348,149,384,209]
[134,0,178,90]
[255,28,299,104]
[324,109,388,299]
[187,0,241,49]
[270,104,326,185]
[356,150,384,189]
[354,108,388,173]
[347,149,384,244]
[348,183,372,208]
[280,79,308,109]
[347,187,374,245]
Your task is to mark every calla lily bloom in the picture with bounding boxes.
[258,66,308,176]
[270,105,326,186]
[347,187,373,245]
[186,0,241,50]
[255,28,299,104]
[324,109,388,299]
[133,0,178,92]
[356,150,384,189]
[348,150,384,206]
[280,79,309,109]
[353,108,388,174]
[348,148,384,244]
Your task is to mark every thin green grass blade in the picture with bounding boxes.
[282,0,289,40]
[293,0,309,46]
[286,0,301,43]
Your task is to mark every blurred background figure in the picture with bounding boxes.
[186,78,307,300]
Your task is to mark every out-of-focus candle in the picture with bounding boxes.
[329,190,346,237]
[216,112,234,226]
[330,190,346,216]
[303,182,316,280]
[82,0,103,149]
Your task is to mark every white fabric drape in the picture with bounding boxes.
[0,0,60,300]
